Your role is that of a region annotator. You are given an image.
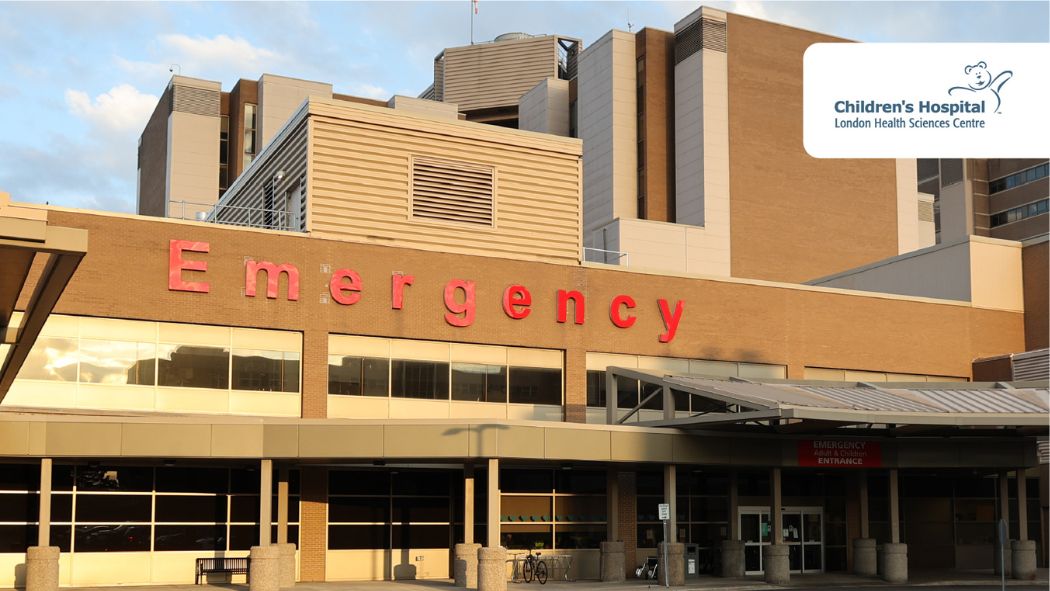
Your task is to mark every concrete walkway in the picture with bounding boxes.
[61,568,1049,591]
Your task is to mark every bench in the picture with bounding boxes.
[195,557,251,585]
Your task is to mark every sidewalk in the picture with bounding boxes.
[61,568,1049,591]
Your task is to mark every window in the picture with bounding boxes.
[158,345,230,389]
[78,340,155,386]
[568,101,577,139]
[219,116,229,196]
[16,337,77,381]
[232,349,299,392]
[988,162,1048,194]
[507,367,561,405]
[391,360,449,399]
[328,356,389,396]
[451,363,507,402]
[990,198,1049,228]
[243,104,258,169]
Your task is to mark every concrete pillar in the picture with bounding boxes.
[882,543,908,584]
[605,372,617,424]
[607,468,619,543]
[995,470,1011,577]
[599,541,626,582]
[26,546,59,591]
[249,545,281,591]
[260,460,273,546]
[762,545,790,585]
[487,459,500,548]
[1011,540,1037,581]
[852,538,877,576]
[771,468,783,547]
[38,458,52,547]
[657,542,684,586]
[277,469,289,545]
[664,465,677,543]
[889,469,900,544]
[728,469,739,541]
[1018,469,1029,541]
[464,464,475,544]
[720,540,745,578]
[454,543,482,588]
[277,543,296,587]
[477,547,507,591]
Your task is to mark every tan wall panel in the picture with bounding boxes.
[263,424,299,457]
[450,401,508,420]
[390,339,449,361]
[544,428,610,461]
[451,343,507,364]
[121,424,212,457]
[155,387,230,414]
[507,347,561,368]
[45,423,121,456]
[70,552,152,586]
[443,36,561,112]
[228,391,300,417]
[729,437,781,466]
[40,315,78,337]
[329,335,391,358]
[611,431,672,462]
[0,422,28,455]
[388,398,449,419]
[384,425,469,457]
[672,434,734,464]
[897,440,961,468]
[507,404,563,422]
[3,381,77,409]
[0,554,25,588]
[497,425,545,458]
[158,323,231,346]
[232,328,301,351]
[327,395,389,419]
[211,424,264,457]
[76,384,155,412]
[299,425,384,457]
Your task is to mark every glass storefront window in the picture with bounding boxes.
[157,344,230,389]
[78,340,155,386]
[452,363,507,403]
[328,356,389,396]
[508,367,561,405]
[391,360,449,399]
[232,349,299,392]
[17,337,77,381]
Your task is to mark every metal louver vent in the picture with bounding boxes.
[675,17,726,66]
[917,159,940,182]
[1013,348,1049,381]
[411,156,495,227]
[172,84,221,117]
[940,159,964,187]
[918,199,935,222]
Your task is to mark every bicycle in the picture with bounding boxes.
[521,549,548,584]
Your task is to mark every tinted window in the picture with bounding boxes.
[329,524,389,550]
[0,464,40,491]
[51,494,72,522]
[508,367,561,405]
[392,497,450,523]
[75,495,152,523]
[232,349,299,392]
[229,524,259,550]
[452,363,507,403]
[329,497,390,523]
[391,360,449,400]
[392,524,449,549]
[17,337,78,381]
[154,525,225,551]
[78,340,155,386]
[75,524,150,552]
[329,471,389,495]
[0,493,38,521]
[328,356,389,396]
[230,495,260,523]
[393,472,450,496]
[76,466,153,492]
[156,467,228,494]
[158,345,230,389]
[155,495,227,523]
[586,370,605,407]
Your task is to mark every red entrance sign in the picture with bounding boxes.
[798,440,881,467]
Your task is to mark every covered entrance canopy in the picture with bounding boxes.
[603,367,1050,437]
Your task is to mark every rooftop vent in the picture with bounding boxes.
[494,32,533,43]
[410,156,495,227]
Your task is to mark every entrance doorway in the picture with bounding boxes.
[739,507,823,574]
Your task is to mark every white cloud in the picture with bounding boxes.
[157,33,288,77]
[65,84,158,135]
[354,83,389,100]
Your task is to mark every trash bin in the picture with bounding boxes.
[684,543,700,579]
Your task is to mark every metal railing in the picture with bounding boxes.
[583,247,629,266]
[169,201,301,232]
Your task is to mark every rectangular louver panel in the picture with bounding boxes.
[172,85,221,117]
[917,199,935,222]
[675,17,726,66]
[940,159,964,187]
[1013,349,1049,381]
[411,156,495,227]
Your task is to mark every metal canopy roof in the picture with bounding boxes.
[603,367,1049,436]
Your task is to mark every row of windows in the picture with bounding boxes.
[988,162,1049,194]
[19,337,299,393]
[328,356,562,406]
[990,198,1048,228]
[244,103,258,169]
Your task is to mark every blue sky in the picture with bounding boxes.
[0,1,1047,214]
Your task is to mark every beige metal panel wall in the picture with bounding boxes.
[442,36,562,112]
[579,30,637,240]
[258,74,333,150]
[215,107,310,230]
[518,78,571,137]
[386,95,459,120]
[969,238,1025,312]
[940,179,973,242]
[166,111,221,218]
[896,159,920,254]
[307,99,582,264]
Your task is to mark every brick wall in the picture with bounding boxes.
[299,466,328,581]
[618,471,638,577]
[1023,240,1049,351]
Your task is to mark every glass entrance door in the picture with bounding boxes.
[739,507,823,575]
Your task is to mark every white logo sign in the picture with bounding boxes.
[804,43,1050,158]
[658,503,670,521]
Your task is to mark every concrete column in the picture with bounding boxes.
[859,469,869,540]
[662,385,674,420]
[728,469,739,540]
[762,545,789,585]
[260,460,273,546]
[249,545,281,591]
[599,541,626,582]
[664,465,677,543]
[1018,469,1028,541]
[464,464,475,544]
[277,469,289,545]
[478,547,507,591]
[487,459,500,548]
[657,542,684,586]
[1013,469,1036,580]
[853,538,877,576]
[720,540,745,578]
[605,372,617,424]
[277,543,296,588]
[454,543,482,588]
[889,469,900,544]
[882,543,908,583]
[26,546,59,591]
[995,470,1011,577]
[607,468,619,542]
[38,458,52,547]
[771,468,783,545]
